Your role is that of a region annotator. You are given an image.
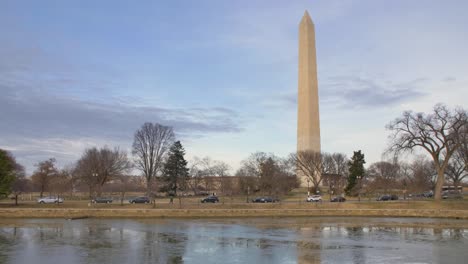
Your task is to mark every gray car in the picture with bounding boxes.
[92,197,113,204]
[442,191,463,199]
[37,196,64,204]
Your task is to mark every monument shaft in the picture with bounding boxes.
[297,11,320,153]
[297,11,321,186]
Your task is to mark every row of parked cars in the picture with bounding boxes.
[200,196,281,203]
[36,196,151,204]
[35,191,464,205]
[306,195,346,202]
[91,197,151,204]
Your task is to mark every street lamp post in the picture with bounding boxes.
[307,179,310,196]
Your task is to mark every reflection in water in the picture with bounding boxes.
[0,217,467,264]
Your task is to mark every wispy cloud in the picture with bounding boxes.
[246,76,427,110]
[0,82,244,173]
[443,77,456,83]
[0,83,243,139]
[322,76,427,108]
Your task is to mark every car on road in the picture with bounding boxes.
[129,196,150,204]
[377,194,398,201]
[377,195,391,201]
[442,191,463,199]
[330,196,346,202]
[252,197,279,203]
[306,195,322,202]
[409,191,432,199]
[423,191,433,198]
[92,197,113,204]
[37,196,64,204]
[201,196,219,203]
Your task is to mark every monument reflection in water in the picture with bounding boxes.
[0,217,467,264]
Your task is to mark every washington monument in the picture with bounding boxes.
[297,11,321,186]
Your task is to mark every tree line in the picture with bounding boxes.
[0,103,466,202]
[293,104,467,201]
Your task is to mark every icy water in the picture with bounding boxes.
[0,217,467,264]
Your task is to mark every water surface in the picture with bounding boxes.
[0,217,467,263]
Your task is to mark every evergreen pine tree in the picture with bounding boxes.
[344,150,366,196]
[0,149,17,197]
[162,141,189,196]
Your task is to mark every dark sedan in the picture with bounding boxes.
[331,196,346,202]
[201,196,219,203]
[251,197,279,203]
[377,195,391,201]
[92,197,113,204]
[129,196,150,204]
[377,194,398,201]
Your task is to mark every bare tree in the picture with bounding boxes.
[386,104,468,200]
[31,158,58,198]
[237,152,298,196]
[189,156,232,194]
[75,146,131,197]
[240,152,269,177]
[50,169,72,198]
[257,156,297,195]
[293,150,324,193]
[187,157,205,194]
[367,161,400,194]
[212,161,231,177]
[236,152,269,194]
[132,122,175,195]
[236,167,258,195]
[114,175,132,205]
[446,148,468,187]
[10,162,30,205]
[322,153,349,196]
[198,157,217,191]
[63,165,79,198]
[259,157,277,195]
[278,157,300,194]
[402,157,436,194]
[212,161,231,194]
[459,123,468,168]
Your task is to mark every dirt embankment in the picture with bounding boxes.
[1,208,467,219]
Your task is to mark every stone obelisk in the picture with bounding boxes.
[297,11,321,187]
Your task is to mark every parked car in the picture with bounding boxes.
[92,197,113,204]
[201,196,219,203]
[37,196,64,204]
[129,196,150,204]
[442,191,463,199]
[408,193,423,198]
[330,196,346,202]
[377,195,398,201]
[251,197,279,203]
[423,191,434,198]
[306,195,322,202]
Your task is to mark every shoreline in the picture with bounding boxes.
[1,208,467,219]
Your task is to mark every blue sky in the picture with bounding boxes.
[1,0,467,174]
